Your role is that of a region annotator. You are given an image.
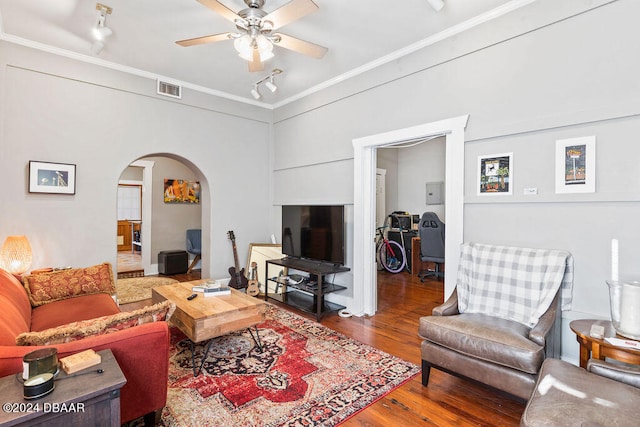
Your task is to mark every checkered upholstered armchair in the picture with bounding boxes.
[418,243,572,400]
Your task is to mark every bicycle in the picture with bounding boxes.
[375,225,406,273]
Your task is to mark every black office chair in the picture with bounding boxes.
[186,229,201,274]
[418,212,445,282]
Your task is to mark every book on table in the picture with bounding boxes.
[192,282,231,296]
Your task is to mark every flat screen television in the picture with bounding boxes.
[282,205,345,265]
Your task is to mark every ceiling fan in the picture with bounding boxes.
[176,0,328,72]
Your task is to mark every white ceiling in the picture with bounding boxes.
[0,0,528,107]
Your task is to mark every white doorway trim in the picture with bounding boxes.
[352,115,469,316]
[130,159,155,274]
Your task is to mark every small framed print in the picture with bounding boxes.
[555,136,596,194]
[478,153,513,195]
[29,161,76,195]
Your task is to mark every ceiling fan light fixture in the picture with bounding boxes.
[259,49,274,62]
[427,0,445,12]
[234,35,253,60]
[255,35,274,61]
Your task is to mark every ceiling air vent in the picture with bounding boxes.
[157,79,182,99]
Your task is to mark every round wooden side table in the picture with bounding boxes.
[570,319,640,368]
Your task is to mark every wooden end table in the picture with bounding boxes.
[152,279,267,376]
[0,349,126,427]
[570,319,640,368]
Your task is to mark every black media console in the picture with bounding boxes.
[264,257,350,321]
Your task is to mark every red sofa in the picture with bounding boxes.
[0,267,169,425]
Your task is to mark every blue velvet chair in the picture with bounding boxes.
[186,229,201,273]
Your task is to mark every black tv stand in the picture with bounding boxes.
[265,258,350,321]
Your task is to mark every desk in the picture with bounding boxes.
[570,319,640,368]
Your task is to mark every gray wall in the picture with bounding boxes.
[271,0,639,362]
[143,156,201,264]
[0,42,272,279]
[378,138,446,223]
[1,0,637,365]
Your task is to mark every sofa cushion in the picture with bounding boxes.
[22,263,116,307]
[419,313,544,374]
[0,269,32,345]
[16,300,173,346]
[30,293,120,332]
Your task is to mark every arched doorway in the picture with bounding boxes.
[116,154,210,277]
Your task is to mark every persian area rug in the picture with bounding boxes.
[116,276,178,304]
[160,305,419,426]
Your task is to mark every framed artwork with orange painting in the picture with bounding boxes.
[163,179,200,204]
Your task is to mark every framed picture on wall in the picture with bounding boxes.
[28,161,76,194]
[163,179,200,203]
[555,136,596,194]
[478,153,513,195]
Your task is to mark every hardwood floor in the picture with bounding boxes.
[120,269,524,426]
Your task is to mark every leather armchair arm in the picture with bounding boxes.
[529,293,559,347]
[432,288,459,316]
[587,359,640,389]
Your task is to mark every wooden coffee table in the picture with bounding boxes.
[152,279,266,376]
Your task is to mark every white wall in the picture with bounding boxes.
[1,0,637,365]
[396,137,446,220]
[377,138,446,223]
[142,156,201,265]
[271,0,640,362]
[0,42,272,280]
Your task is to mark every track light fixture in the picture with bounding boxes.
[265,76,277,93]
[91,3,113,54]
[250,84,261,100]
[249,69,282,100]
[427,0,445,12]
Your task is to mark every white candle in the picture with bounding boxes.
[619,281,640,339]
[611,238,619,282]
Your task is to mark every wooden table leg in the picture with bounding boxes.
[411,237,420,277]
[576,336,590,368]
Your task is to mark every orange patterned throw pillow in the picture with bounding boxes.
[15,300,174,346]
[22,263,116,307]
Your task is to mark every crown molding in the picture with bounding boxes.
[272,0,537,108]
[0,0,536,110]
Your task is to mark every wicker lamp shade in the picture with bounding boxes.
[0,235,33,275]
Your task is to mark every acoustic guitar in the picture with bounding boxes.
[246,261,260,297]
[227,231,248,289]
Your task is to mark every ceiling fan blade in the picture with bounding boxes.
[248,49,264,72]
[274,33,327,58]
[197,0,241,23]
[264,0,318,30]
[176,33,231,47]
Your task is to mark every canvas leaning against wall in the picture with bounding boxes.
[164,179,200,203]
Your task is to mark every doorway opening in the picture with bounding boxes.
[116,155,209,277]
[352,115,469,316]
